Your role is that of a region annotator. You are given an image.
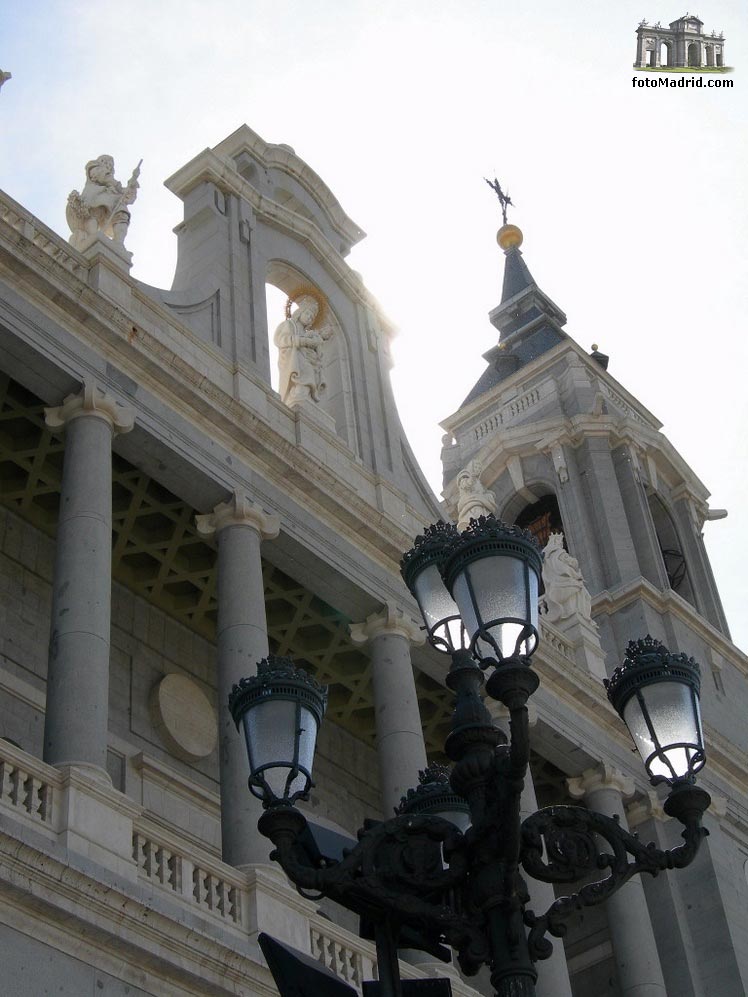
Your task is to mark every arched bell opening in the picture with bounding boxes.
[647,492,696,608]
[501,491,566,598]
[513,493,565,549]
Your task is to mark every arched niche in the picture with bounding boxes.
[265,261,357,449]
[646,492,696,607]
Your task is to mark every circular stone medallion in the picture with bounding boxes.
[151,673,217,762]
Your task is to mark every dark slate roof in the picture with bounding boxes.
[458,237,568,410]
[460,323,564,407]
[501,247,536,301]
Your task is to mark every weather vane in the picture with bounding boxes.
[485,177,514,225]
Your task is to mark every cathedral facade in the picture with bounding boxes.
[0,126,746,996]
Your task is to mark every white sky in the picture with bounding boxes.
[1,0,747,652]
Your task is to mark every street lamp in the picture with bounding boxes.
[228,655,327,807]
[233,515,711,997]
[605,635,706,785]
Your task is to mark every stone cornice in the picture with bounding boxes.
[209,124,365,247]
[162,148,396,342]
[195,489,280,540]
[441,338,662,436]
[592,577,748,677]
[449,405,711,510]
[349,601,425,646]
[0,830,275,996]
[0,195,432,576]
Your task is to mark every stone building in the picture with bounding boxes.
[635,14,726,69]
[0,125,746,996]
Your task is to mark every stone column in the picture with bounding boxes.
[350,603,426,816]
[196,490,280,867]
[43,384,134,774]
[568,764,667,997]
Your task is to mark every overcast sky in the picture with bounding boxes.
[2,0,746,652]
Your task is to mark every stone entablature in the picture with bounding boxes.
[635,14,726,68]
[0,186,436,585]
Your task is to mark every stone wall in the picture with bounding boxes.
[0,503,381,852]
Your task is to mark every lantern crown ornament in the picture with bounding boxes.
[605,635,705,786]
[395,764,471,830]
[229,655,327,807]
[400,520,465,654]
[440,515,543,664]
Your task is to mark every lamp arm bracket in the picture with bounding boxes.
[260,808,484,954]
[520,796,709,961]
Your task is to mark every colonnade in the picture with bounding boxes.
[42,383,668,993]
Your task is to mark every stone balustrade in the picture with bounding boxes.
[0,738,482,995]
[0,743,56,826]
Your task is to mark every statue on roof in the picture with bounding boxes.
[274,289,333,407]
[66,155,141,252]
[485,177,514,226]
[456,460,497,531]
[0,70,11,92]
[539,532,593,625]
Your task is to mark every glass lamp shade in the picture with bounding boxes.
[395,765,471,831]
[229,656,328,807]
[401,521,466,653]
[605,636,705,784]
[441,516,542,663]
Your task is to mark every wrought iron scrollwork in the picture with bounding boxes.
[260,807,485,960]
[520,788,710,961]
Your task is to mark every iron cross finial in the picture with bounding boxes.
[485,177,514,225]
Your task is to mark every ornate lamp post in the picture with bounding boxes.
[230,516,711,997]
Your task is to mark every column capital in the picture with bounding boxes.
[349,601,424,646]
[626,789,668,828]
[44,381,135,435]
[567,762,635,801]
[195,488,280,540]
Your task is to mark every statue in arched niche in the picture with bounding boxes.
[274,287,333,407]
[67,155,141,252]
[456,459,497,531]
[539,532,593,624]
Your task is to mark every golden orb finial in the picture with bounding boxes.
[497,224,523,251]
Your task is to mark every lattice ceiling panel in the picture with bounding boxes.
[0,374,450,755]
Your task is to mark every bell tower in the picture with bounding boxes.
[437,204,748,997]
[440,218,731,668]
